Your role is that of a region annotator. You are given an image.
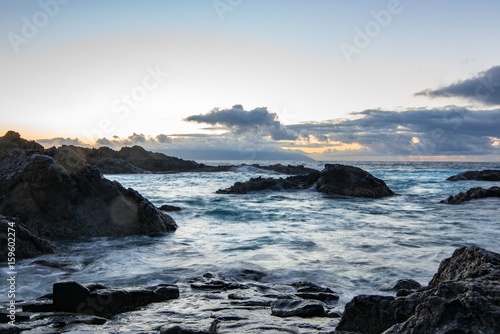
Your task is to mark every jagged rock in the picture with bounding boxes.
[270,298,326,318]
[446,169,500,181]
[52,281,179,318]
[0,132,177,240]
[217,164,394,198]
[336,247,500,334]
[0,215,55,261]
[441,186,500,204]
[216,172,321,194]
[316,164,394,198]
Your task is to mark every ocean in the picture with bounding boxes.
[2,161,500,331]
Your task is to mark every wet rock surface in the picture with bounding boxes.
[0,131,177,247]
[446,169,500,181]
[441,186,500,204]
[7,271,342,333]
[217,164,394,199]
[336,246,500,334]
[0,215,55,261]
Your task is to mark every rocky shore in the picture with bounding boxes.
[441,186,500,204]
[2,246,499,333]
[446,169,500,181]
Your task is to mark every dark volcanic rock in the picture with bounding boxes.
[336,294,422,334]
[446,169,500,181]
[270,298,326,318]
[216,172,320,194]
[217,164,394,198]
[0,215,55,261]
[441,186,500,204]
[336,246,500,334]
[53,281,179,318]
[0,132,177,240]
[316,164,394,198]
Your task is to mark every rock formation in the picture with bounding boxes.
[446,169,500,181]
[336,246,500,334]
[217,164,395,199]
[441,186,500,204]
[0,131,177,244]
[0,215,55,261]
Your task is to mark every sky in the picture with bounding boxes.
[1,0,500,161]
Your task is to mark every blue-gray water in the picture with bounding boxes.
[2,161,500,308]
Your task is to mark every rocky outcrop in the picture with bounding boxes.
[46,145,317,175]
[441,186,500,204]
[336,246,500,334]
[0,131,177,241]
[216,172,321,194]
[52,281,179,318]
[316,164,394,198]
[0,215,55,261]
[446,169,500,181]
[217,164,394,198]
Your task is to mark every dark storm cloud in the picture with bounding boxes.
[415,66,500,105]
[185,105,298,140]
[288,107,500,156]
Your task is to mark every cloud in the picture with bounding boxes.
[185,105,298,140]
[415,66,500,105]
[36,137,90,148]
[288,107,500,157]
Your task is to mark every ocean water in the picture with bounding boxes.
[2,161,500,310]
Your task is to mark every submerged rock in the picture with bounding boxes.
[441,186,500,204]
[336,246,500,334]
[0,131,177,241]
[379,279,422,293]
[160,204,183,212]
[446,169,500,181]
[217,164,394,198]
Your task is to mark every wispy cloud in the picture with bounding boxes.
[415,66,500,106]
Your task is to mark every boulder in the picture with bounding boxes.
[53,281,179,318]
[441,186,500,204]
[446,169,500,181]
[0,215,55,261]
[270,298,326,318]
[316,164,394,198]
[336,247,500,334]
[0,132,177,240]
